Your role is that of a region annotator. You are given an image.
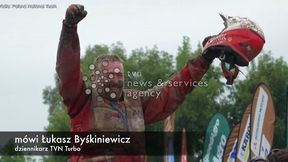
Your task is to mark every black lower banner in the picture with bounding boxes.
[0,131,204,156]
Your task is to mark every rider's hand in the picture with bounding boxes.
[202,35,224,62]
[63,4,87,27]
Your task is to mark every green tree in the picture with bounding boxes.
[42,85,70,162]
[0,140,25,162]
[176,36,192,70]
[43,84,70,132]
[0,156,25,162]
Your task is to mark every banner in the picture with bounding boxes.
[203,113,230,162]
[0,131,203,156]
[223,123,240,162]
[237,104,251,162]
[250,83,275,158]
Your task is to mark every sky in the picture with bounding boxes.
[0,0,287,131]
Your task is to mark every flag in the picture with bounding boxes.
[181,128,187,162]
[223,123,240,162]
[203,113,230,162]
[164,112,176,162]
[236,104,251,162]
[250,83,275,159]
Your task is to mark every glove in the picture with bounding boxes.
[201,35,225,62]
[202,35,240,62]
[202,35,240,85]
[63,4,87,27]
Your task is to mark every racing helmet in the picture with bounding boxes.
[203,14,265,66]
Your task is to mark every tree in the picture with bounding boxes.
[0,140,25,162]
[176,36,192,71]
[0,156,25,162]
[43,84,70,132]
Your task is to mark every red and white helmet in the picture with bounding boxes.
[203,14,265,66]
